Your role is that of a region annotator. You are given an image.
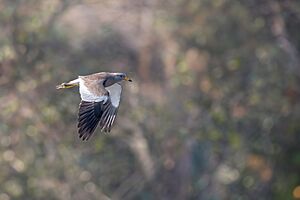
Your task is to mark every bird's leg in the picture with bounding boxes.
[56,78,79,89]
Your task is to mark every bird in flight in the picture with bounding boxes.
[56,72,132,141]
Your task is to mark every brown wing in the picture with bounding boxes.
[77,99,118,141]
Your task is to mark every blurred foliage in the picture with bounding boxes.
[0,0,300,199]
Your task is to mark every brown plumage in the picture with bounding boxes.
[57,72,132,141]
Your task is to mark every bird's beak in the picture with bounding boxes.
[124,76,132,82]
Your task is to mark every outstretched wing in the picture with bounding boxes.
[78,101,104,140]
[99,83,122,132]
[105,83,122,108]
[77,81,122,141]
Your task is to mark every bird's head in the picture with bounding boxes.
[103,72,132,87]
[113,73,132,82]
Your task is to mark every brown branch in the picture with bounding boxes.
[111,172,145,200]
[268,0,300,76]
[116,118,156,181]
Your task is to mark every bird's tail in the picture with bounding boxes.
[56,78,79,89]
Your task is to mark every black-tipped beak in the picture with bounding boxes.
[124,76,132,82]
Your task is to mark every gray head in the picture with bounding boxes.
[103,72,132,87]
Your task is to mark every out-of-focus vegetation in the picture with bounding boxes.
[0,0,300,199]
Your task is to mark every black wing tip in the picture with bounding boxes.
[78,132,91,141]
[100,127,111,133]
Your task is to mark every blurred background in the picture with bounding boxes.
[0,0,300,199]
